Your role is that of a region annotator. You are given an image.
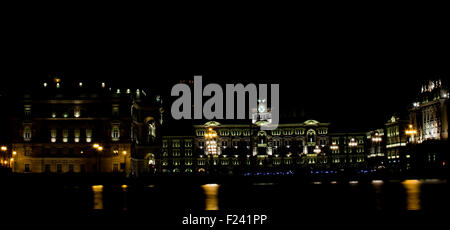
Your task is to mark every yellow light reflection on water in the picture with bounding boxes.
[402,180,421,211]
[92,185,104,210]
[201,184,220,211]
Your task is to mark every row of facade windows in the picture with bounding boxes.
[161,157,366,167]
[196,128,328,137]
[22,127,121,142]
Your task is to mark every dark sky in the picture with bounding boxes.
[1,6,449,132]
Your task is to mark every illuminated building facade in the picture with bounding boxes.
[410,79,449,142]
[366,129,385,169]
[10,78,143,174]
[409,79,449,172]
[384,116,412,171]
[129,93,163,177]
[158,120,372,175]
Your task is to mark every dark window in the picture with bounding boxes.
[57,164,62,173]
[80,164,86,173]
[25,164,30,172]
[45,164,51,172]
[113,164,119,172]
[69,164,74,172]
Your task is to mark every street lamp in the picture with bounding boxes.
[1,146,7,169]
[92,144,104,173]
[313,146,321,154]
[330,143,339,151]
[122,151,127,174]
[405,125,417,143]
[349,138,358,147]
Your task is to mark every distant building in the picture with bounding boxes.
[409,79,449,172]
[384,115,412,172]
[130,92,163,177]
[410,79,449,142]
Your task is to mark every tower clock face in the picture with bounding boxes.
[258,104,266,113]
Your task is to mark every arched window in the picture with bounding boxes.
[307,129,316,143]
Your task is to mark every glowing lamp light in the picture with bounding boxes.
[93,143,100,148]
[1,146,7,151]
[122,151,127,155]
[97,146,103,151]
[349,138,358,147]
[330,144,339,150]
[313,146,321,154]
[406,125,417,135]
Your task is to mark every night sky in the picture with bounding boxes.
[1,8,449,132]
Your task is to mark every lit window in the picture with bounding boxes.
[74,129,80,143]
[50,129,57,142]
[24,127,32,141]
[63,129,68,143]
[112,106,119,116]
[86,129,92,142]
[112,126,120,141]
[74,107,81,118]
[172,140,180,148]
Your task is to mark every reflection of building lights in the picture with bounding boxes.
[201,184,220,211]
[402,180,421,210]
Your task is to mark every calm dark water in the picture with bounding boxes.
[2,179,449,227]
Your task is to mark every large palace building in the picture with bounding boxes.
[10,77,162,175]
[159,120,372,175]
